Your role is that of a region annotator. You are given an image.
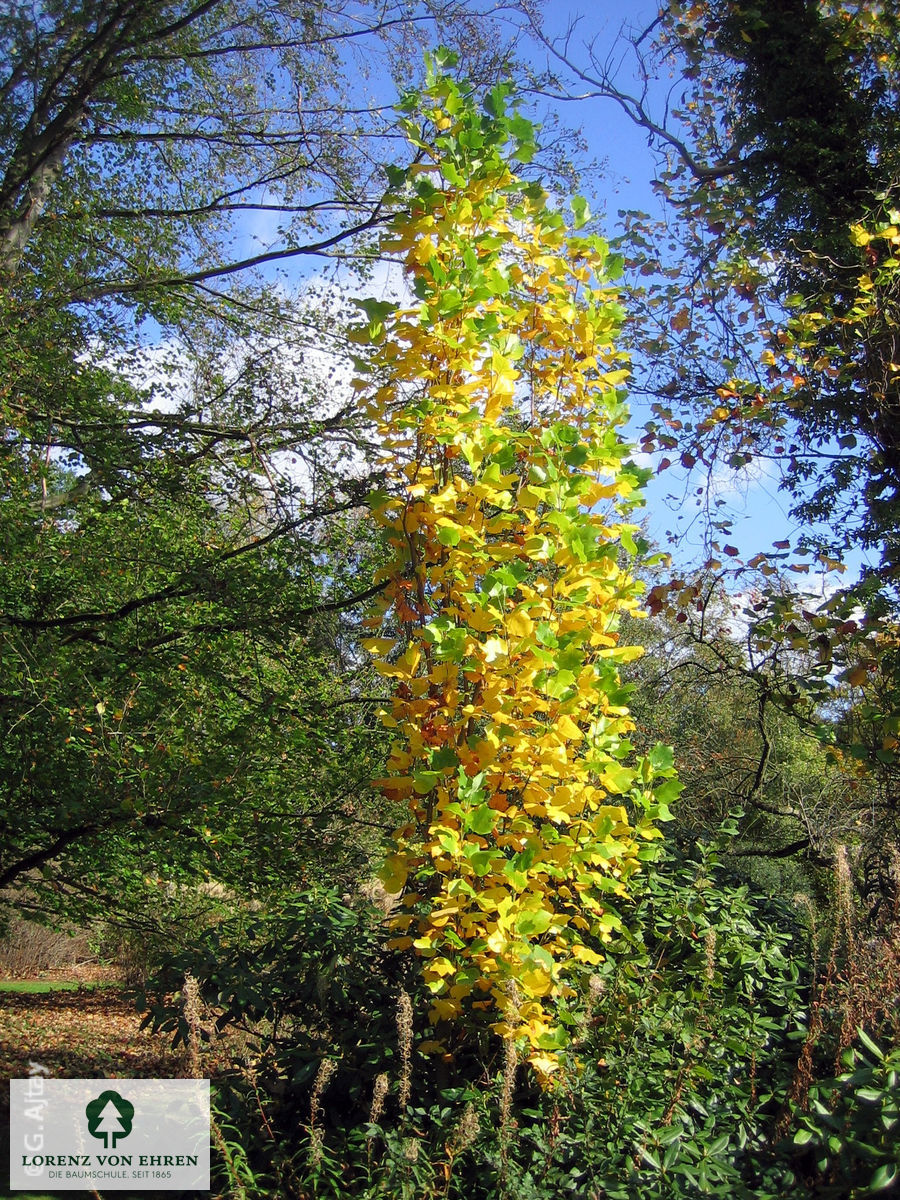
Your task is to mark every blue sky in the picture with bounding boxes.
[227,0,869,586]
[524,3,875,585]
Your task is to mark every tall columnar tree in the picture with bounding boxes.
[358,57,679,1079]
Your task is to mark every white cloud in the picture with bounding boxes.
[705,454,780,504]
[627,449,657,471]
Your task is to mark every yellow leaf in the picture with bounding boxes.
[527,1051,562,1078]
[416,1040,446,1054]
[482,637,507,663]
[582,480,621,505]
[361,637,397,655]
[518,485,546,509]
[569,943,603,965]
[557,714,583,742]
[506,609,534,640]
[429,997,462,1021]
[379,854,408,895]
[374,644,422,679]
[486,928,507,952]
[372,775,414,798]
[519,967,554,997]
[473,736,498,768]
[426,957,457,978]
[467,607,497,633]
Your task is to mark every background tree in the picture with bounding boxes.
[522,0,900,898]
[622,578,864,903]
[525,0,900,564]
[0,0,522,924]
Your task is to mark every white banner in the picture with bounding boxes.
[9,1078,210,1191]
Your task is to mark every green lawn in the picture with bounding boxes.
[0,980,119,994]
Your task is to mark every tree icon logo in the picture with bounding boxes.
[85,1090,135,1148]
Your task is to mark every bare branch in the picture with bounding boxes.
[0,824,98,890]
[70,206,388,300]
[524,11,741,183]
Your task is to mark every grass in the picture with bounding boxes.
[0,979,120,994]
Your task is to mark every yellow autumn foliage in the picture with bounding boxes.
[359,64,679,1082]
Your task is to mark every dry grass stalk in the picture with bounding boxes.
[888,845,900,926]
[396,990,414,1111]
[704,927,717,983]
[442,1099,481,1194]
[834,845,855,952]
[793,892,819,976]
[499,1036,518,1158]
[308,1057,337,1169]
[369,1073,389,1126]
[450,1102,480,1156]
[182,971,202,1079]
[403,1138,420,1163]
[581,973,605,1031]
[779,844,900,1136]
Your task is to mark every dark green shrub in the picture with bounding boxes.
[780,1030,900,1197]
[141,842,819,1199]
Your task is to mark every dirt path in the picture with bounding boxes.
[1,983,236,1198]
[0,985,186,1082]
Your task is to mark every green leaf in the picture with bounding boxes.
[858,1029,886,1060]
[857,1086,888,1102]
[570,194,591,229]
[648,744,675,772]
[654,778,684,806]
[354,297,397,321]
[413,771,440,794]
[384,163,408,188]
[639,1147,661,1171]
[516,908,552,936]
[540,669,576,699]
[600,762,637,793]
[468,805,495,835]
[429,745,458,770]
[467,849,496,876]
[529,945,554,971]
[869,1164,898,1191]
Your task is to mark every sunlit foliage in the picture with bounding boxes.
[357,55,679,1078]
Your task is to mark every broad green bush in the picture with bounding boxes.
[779,1023,900,1198]
[141,844,816,1199]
